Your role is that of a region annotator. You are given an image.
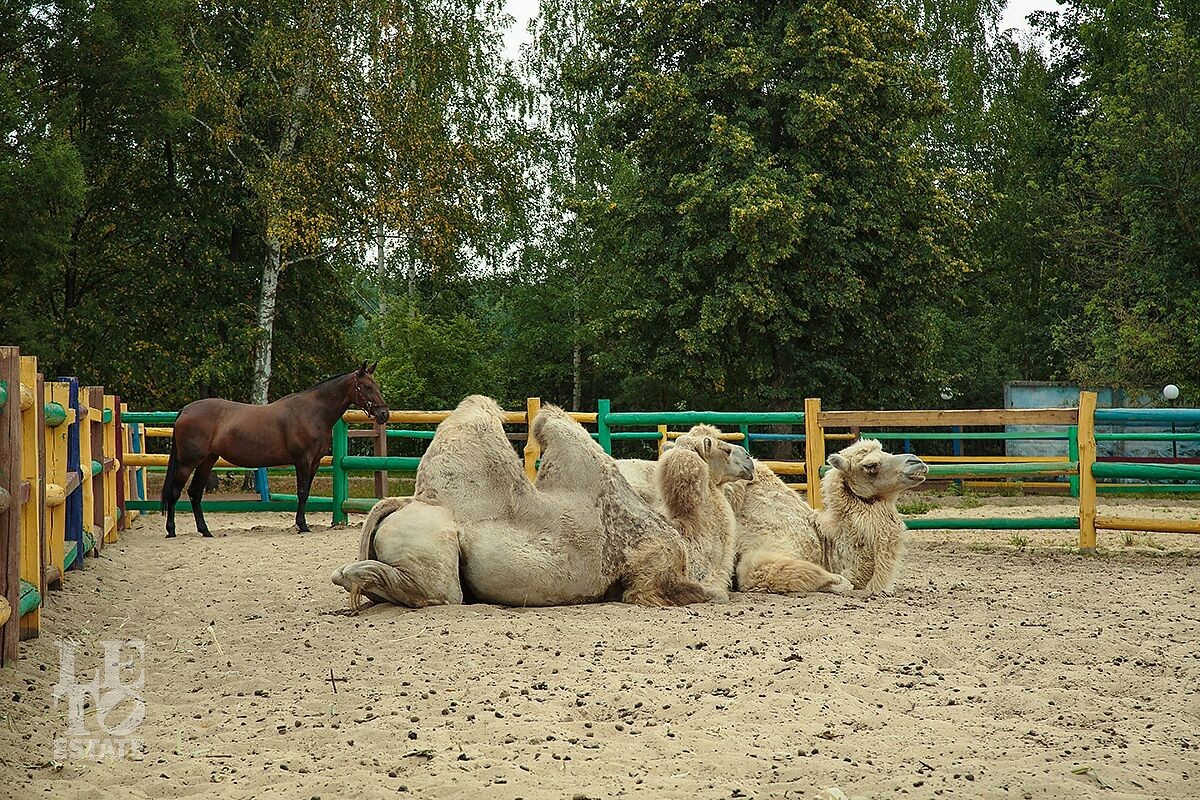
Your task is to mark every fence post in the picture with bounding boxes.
[804,398,824,509]
[254,467,270,503]
[59,377,83,568]
[0,346,22,664]
[1078,392,1098,549]
[45,383,69,584]
[657,424,668,456]
[373,420,389,499]
[1068,424,1080,498]
[18,356,42,640]
[331,417,349,526]
[597,399,612,455]
[523,397,541,482]
[739,424,751,455]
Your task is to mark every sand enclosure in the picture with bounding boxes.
[1,497,1198,799]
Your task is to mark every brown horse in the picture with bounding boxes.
[162,363,389,537]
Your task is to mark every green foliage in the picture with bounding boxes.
[2,0,1199,415]
[897,499,937,515]
[364,297,504,410]
[582,0,976,410]
[1049,6,1200,394]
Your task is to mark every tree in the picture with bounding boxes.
[580,0,976,410]
[184,0,363,404]
[1047,2,1200,393]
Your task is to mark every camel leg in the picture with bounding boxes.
[862,534,904,595]
[736,549,853,594]
[331,499,463,611]
[187,455,219,538]
[619,538,710,607]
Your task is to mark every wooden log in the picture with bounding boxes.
[1095,517,1200,534]
[804,398,824,510]
[18,356,42,639]
[818,408,1079,428]
[59,377,83,570]
[523,397,540,483]
[85,386,104,556]
[1078,391,1098,550]
[0,347,22,663]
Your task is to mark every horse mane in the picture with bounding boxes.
[276,370,355,401]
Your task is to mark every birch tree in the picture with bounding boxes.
[184,0,362,404]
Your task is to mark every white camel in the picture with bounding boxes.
[331,396,749,609]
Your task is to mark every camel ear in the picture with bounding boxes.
[827,453,851,473]
[701,437,715,454]
[661,440,676,453]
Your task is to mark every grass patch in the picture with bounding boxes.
[1009,534,1030,549]
[898,500,937,515]
[959,496,983,509]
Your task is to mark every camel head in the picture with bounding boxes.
[826,439,927,503]
[665,432,755,485]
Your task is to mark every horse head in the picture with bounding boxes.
[354,361,390,424]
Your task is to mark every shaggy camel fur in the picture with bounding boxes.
[817,438,927,594]
[652,433,755,601]
[331,396,729,610]
[619,429,927,595]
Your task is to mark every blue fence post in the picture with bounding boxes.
[58,377,83,570]
[254,467,270,502]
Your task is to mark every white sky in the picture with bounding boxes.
[503,0,1062,64]
[502,0,539,63]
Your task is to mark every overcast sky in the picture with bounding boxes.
[502,0,1065,63]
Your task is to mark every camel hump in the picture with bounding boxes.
[358,496,412,561]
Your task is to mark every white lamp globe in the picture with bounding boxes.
[1163,384,1180,401]
[939,387,953,402]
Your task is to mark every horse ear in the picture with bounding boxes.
[828,453,851,473]
[357,361,368,376]
[367,360,378,374]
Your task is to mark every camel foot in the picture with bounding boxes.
[826,575,854,594]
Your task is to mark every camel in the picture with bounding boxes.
[649,432,755,600]
[618,429,927,595]
[331,396,742,610]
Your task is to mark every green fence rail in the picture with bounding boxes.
[118,396,1200,540]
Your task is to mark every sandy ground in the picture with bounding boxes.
[1,497,1198,800]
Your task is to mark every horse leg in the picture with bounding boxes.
[294,459,318,534]
[164,455,197,539]
[187,455,220,538]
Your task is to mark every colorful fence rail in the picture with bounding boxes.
[0,347,125,666]
[5,372,1197,663]
[118,391,1200,548]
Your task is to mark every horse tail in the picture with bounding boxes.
[358,496,411,560]
[161,436,179,513]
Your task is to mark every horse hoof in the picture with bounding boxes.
[200,531,213,538]
[165,532,176,539]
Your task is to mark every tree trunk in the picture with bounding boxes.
[250,236,283,405]
[572,300,582,412]
[376,215,387,321]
